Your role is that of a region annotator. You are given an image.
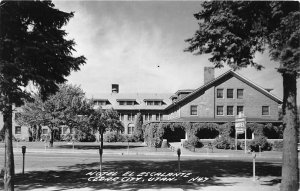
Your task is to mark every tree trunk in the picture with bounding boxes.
[49,129,54,147]
[280,72,299,191]
[36,125,41,141]
[4,103,14,191]
[99,130,103,175]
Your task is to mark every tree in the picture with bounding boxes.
[185,2,299,190]
[88,108,123,174]
[0,1,86,190]
[17,84,91,147]
[133,112,143,141]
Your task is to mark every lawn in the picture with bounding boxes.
[0,141,173,153]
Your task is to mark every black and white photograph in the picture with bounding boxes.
[0,1,299,191]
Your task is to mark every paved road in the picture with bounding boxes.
[0,150,288,191]
[0,151,283,174]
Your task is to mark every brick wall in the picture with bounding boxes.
[173,75,279,120]
[214,76,279,119]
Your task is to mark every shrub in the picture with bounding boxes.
[103,131,118,142]
[40,134,50,142]
[238,140,252,150]
[61,133,73,142]
[272,140,283,151]
[183,136,203,151]
[213,136,234,149]
[123,134,135,143]
[75,131,96,142]
[103,131,129,142]
[249,136,272,152]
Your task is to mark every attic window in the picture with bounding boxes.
[146,101,162,106]
[94,100,110,106]
[117,100,137,105]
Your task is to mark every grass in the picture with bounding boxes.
[0,141,173,153]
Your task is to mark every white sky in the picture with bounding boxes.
[54,1,299,102]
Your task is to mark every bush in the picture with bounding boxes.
[103,131,128,142]
[249,136,272,152]
[123,134,135,142]
[213,136,234,149]
[272,140,283,151]
[183,136,203,151]
[75,131,96,142]
[104,131,118,142]
[61,133,73,142]
[40,134,50,142]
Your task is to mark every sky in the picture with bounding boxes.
[53,1,299,102]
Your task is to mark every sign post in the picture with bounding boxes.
[235,113,247,153]
[177,148,181,172]
[252,152,256,181]
[22,146,26,175]
[99,146,103,176]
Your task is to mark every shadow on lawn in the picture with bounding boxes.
[56,144,144,150]
[13,159,281,191]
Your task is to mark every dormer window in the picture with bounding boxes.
[94,99,110,106]
[144,99,164,106]
[117,99,137,106]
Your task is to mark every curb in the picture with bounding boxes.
[1,148,283,159]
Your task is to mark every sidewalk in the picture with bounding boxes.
[1,146,284,159]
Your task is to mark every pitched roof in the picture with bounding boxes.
[93,93,172,110]
[166,70,282,110]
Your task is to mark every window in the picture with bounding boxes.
[154,101,161,106]
[127,101,133,105]
[127,124,134,134]
[70,128,74,134]
[227,106,234,116]
[217,89,223,98]
[217,106,224,115]
[95,101,107,106]
[227,89,233,98]
[127,114,135,121]
[119,101,125,105]
[15,113,21,121]
[42,128,48,135]
[190,105,197,115]
[237,89,243,99]
[237,106,244,115]
[155,114,159,121]
[145,114,152,121]
[156,114,162,121]
[62,127,67,134]
[146,101,153,105]
[15,126,21,134]
[119,114,124,121]
[262,106,270,115]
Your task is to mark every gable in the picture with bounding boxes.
[166,70,282,111]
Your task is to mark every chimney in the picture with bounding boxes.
[204,67,215,84]
[112,84,119,93]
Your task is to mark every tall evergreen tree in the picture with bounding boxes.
[133,112,143,141]
[0,1,86,190]
[185,2,299,190]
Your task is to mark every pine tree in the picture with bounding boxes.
[133,112,144,141]
[186,2,299,190]
[0,1,86,190]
